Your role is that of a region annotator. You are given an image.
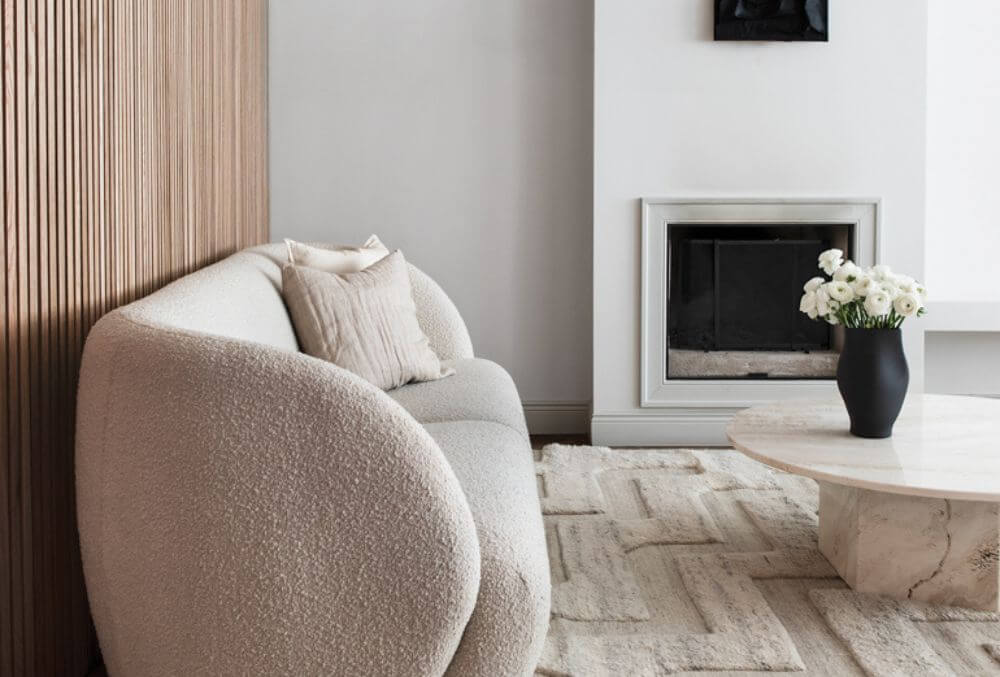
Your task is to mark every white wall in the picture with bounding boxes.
[593,1,928,431]
[925,0,1000,302]
[269,1,593,415]
[922,0,1000,397]
[926,332,1000,396]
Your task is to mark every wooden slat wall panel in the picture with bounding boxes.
[1,1,269,673]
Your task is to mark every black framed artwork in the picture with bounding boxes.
[715,0,828,42]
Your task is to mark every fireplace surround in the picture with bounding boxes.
[641,198,880,442]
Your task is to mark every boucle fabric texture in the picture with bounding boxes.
[122,248,300,351]
[405,263,475,362]
[76,243,549,676]
[426,422,550,676]
[77,314,480,676]
[282,251,452,390]
[284,234,389,272]
[388,358,529,439]
[536,444,1000,676]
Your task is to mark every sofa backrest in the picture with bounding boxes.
[114,241,474,360]
[118,246,300,352]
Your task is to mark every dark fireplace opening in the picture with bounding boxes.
[667,223,853,380]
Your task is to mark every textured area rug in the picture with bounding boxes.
[534,445,1000,676]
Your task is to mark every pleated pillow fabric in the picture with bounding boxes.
[281,250,453,390]
[283,234,389,274]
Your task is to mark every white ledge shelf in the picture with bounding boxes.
[922,302,1000,332]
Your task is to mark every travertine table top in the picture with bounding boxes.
[727,395,1000,502]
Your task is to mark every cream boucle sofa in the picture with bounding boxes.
[76,243,551,676]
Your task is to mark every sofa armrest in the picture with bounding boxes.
[408,264,474,360]
[76,312,481,676]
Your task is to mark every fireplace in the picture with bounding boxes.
[666,223,851,379]
[640,199,879,437]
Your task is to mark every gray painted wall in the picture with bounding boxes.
[268,1,594,412]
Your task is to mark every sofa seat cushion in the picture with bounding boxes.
[387,358,528,439]
[423,421,550,676]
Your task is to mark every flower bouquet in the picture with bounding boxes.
[799,249,927,438]
[799,249,927,329]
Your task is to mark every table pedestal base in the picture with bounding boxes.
[818,482,1000,611]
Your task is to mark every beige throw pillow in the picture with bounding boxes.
[284,234,389,274]
[282,251,453,390]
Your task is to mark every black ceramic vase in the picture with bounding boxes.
[836,328,909,439]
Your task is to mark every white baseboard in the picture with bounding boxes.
[590,409,741,447]
[523,401,590,435]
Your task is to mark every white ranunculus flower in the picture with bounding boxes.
[803,276,826,293]
[904,280,928,304]
[833,261,861,283]
[852,275,874,297]
[864,290,892,316]
[880,282,901,300]
[818,248,844,275]
[799,292,818,314]
[816,287,831,315]
[871,264,893,281]
[826,280,855,303]
[893,293,921,318]
[801,262,925,327]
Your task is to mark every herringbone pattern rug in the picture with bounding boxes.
[534,445,1000,676]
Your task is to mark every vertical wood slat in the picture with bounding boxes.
[1,2,13,673]
[1,1,269,673]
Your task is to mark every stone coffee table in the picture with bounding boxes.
[727,394,1000,611]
